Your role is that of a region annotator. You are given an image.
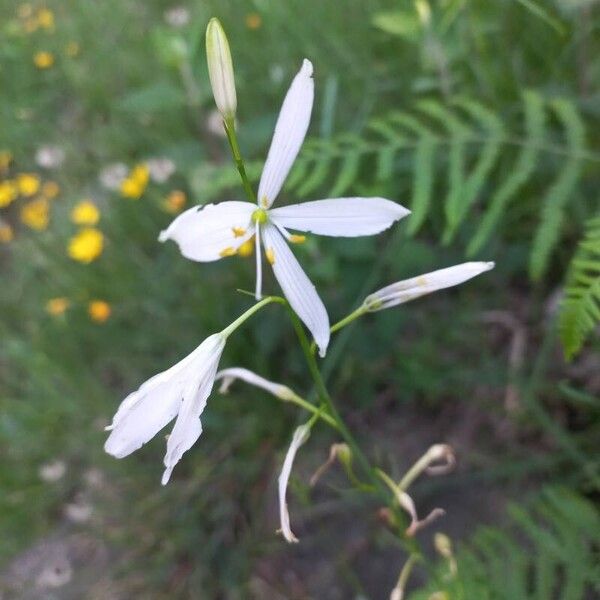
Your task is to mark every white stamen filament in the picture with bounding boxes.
[255,222,262,300]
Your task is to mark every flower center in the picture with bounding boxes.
[252,208,268,224]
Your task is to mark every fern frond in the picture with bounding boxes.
[559,214,600,360]
[529,99,586,280]
[468,90,545,256]
[408,487,600,600]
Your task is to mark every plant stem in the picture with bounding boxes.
[220,296,284,338]
[287,391,340,429]
[283,303,378,490]
[223,118,257,203]
[310,304,368,354]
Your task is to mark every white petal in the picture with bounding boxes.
[270,197,410,237]
[262,225,330,356]
[161,334,226,484]
[364,262,495,311]
[216,367,294,400]
[159,201,255,262]
[104,334,225,468]
[257,59,314,207]
[278,424,311,543]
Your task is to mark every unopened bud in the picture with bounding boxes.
[434,532,453,558]
[205,18,237,120]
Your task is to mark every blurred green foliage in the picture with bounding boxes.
[0,0,599,597]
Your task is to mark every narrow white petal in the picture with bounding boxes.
[216,367,294,400]
[104,334,225,462]
[278,424,311,543]
[364,262,495,311]
[161,335,226,484]
[257,60,314,207]
[255,222,263,300]
[159,201,255,262]
[270,197,410,237]
[262,225,330,356]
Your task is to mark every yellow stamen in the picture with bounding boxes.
[265,248,275,265]
[219,246,237,257]
[289,234,306,244]
[238,237,254,257]
[232,226,246,238]
[260,196,269,208]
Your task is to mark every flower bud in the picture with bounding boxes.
[205,18,237,120]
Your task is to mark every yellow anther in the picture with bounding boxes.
[265,248,275,265]
[238,237,254,257]
[232,226,246,238]
[219,246,237,257]
[260,196,269,208]
[289,234,306,244]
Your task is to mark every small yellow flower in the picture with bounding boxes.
[70,200,100,225]
[0,223,14,243]
[65,41,80,57]
[162,190,186,214]
[68,228,104,263]
[120,164,149,199]
[46,297,70,316]
[37,8,54,30]
[245,13,262,30]
[17,173,40,196]
[42,180,60,199]
[21,197,49,230]
[238,236,254,258]
[0,181,18,208]
[34,51,54,69]
[88,300,111,323]
[0,151,13,172]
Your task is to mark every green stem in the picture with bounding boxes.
[220,296,284,338]
[283,303,378,490]
[310,304,368,354]
[223,118,256,203]
[287,391,340,429]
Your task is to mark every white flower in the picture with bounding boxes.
[35,145,65,169]
[363,261,495,311]
[206,18,237,119]
[278,424,311,543]
[104,333,226,485]
[164,6,190,27]
[146,157,176,183]
[216,367,295,401]
[99,162,128,191]
[160,60,410,356]
[39,460,66,482]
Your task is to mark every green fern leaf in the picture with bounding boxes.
[529,99,585,280]
[468,90,545,256]
[559,214,600,360]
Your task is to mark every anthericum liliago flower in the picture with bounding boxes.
[160,60,410,356]
[105,333,226,484]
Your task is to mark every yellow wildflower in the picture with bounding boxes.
[70,200,100,225]
[21,197,49,230]
[238,236,254,258]
[162,190,186,214]
[0,223,14,243]
[88,300,111,323]
[0,181,18,208]
[68,228,103,263]
[0,151,12,172]
[34,51,54,69]
[17,173,40,196]
[120,163,149,199]
[245,13,262,29]
[42,180,60,199]
[46,297,70,316]
[37,8,54,30]
[65,41,80,57]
